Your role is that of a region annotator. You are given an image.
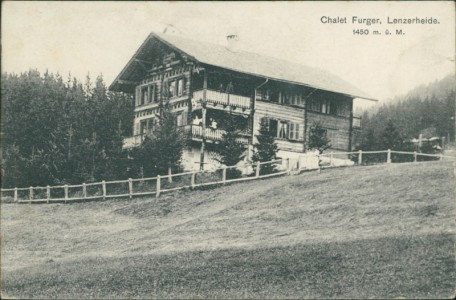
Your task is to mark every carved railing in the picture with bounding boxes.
[184,125,249,144]
[193,89,252,109]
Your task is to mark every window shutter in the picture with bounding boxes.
[289,123,294,139]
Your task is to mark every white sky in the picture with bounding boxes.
[2,1,455,109]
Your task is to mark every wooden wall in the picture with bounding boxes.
[254,101,305,153]
[306,112,351,151]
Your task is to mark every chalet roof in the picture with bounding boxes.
[110,32,376,101]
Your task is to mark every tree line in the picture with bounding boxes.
[1,70,134,188]
[355,74,455,158]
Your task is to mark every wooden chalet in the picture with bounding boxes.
[110,32,376,170]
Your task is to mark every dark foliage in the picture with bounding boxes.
[136,103,188,177]
[308,122,331,153]
[213,113,246,179]
[1,70,134,187]
[252,120,278,175]
[354,74,454,164]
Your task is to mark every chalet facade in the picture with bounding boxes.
[110,32,374,170]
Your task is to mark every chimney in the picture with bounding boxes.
[226,34,239,52]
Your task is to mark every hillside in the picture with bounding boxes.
[357,73,455,148]
[1,161,455,298]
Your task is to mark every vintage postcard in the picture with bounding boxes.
[2,1,455,299]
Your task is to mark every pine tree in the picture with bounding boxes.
[1,70,134,187]
[214,113,246,179]
[139,103,187,177]
[308,122,331,153]
[381,119,402,150]
[252,120,278,175]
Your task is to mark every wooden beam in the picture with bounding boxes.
[134,58,153,65]
[116,79,137,85]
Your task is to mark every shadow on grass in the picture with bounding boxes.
[3,233,455,299]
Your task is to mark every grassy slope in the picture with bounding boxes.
[1,161,455,298]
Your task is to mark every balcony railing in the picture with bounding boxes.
[353,116,362,128]
[193,89,252,110]
[123,125,250,150]
[184,125,250,145]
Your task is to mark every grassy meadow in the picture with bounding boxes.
[1,161,455,298]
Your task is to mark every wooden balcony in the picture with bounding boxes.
[353,116,362,129]
[192,89,252,111]
[123,125,250,150]
[184,125,250,145]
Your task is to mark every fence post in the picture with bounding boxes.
[29,186,33,204]
[358,150,363,165]
[439,153,443,161]
[413,151,417,163]
[128,178,133,199]
[329,152,334,167]
[387,149,391,164]
[156,175,161,198]
[102,181,106,200]
[64,184,69,203]
[46,185,50,204]
[168,167,172,184]
[14,187,18,202]
[256,161,260,178]
[222,167,227,184]
[296,159,301,175]
[82,183,87,199]
[286,158,291,174]
[191,171,196,189]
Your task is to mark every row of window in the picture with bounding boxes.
[257,89,350,117]
[257,89,305,107]
[261,118,301,141]
[134,112,188,136]
[135,77,187,107]
[308,99,350,116]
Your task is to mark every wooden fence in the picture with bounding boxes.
[1,150,454,204]
[1,159,287,204]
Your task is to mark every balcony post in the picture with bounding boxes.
[200,70,208,171]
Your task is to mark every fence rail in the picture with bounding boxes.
[2,158,288,204]
[2,150,454,204]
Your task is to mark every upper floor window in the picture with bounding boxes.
[167,77,186,98]
[308,98,350,117]
[136,84,157,106]
[309,99,320,112]
[169,81,176,98]
[321,99,331,114]
[177,78,185,96]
